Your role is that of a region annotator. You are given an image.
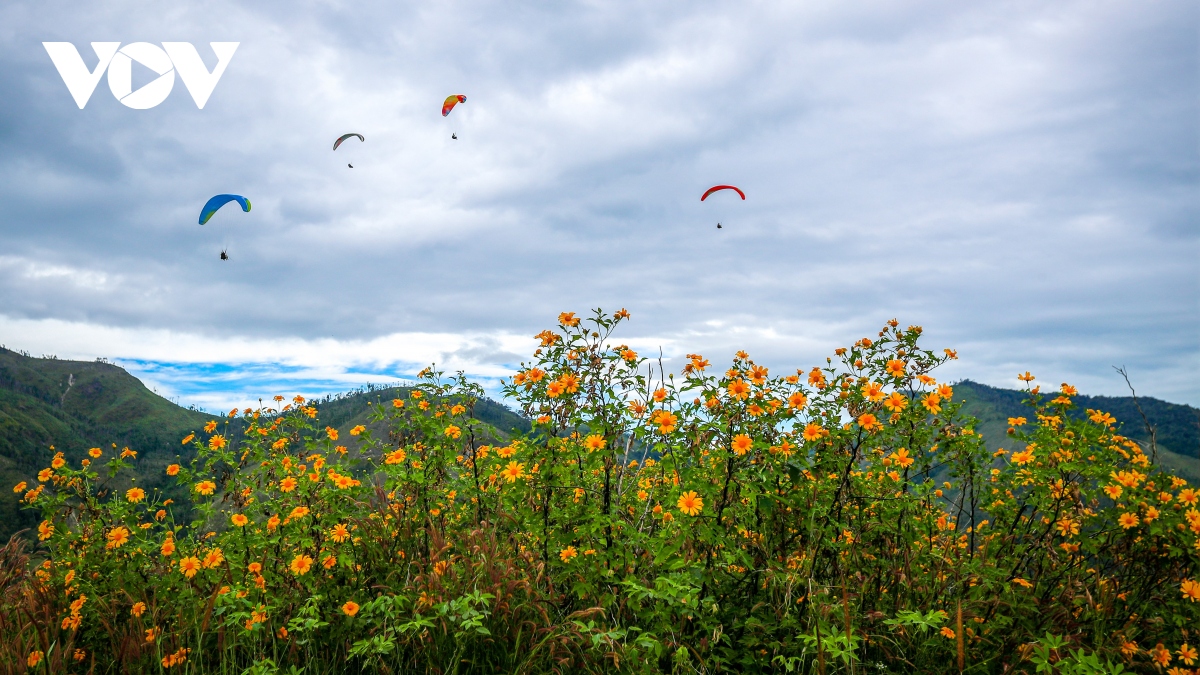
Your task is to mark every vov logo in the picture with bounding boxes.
[43,42,239,109]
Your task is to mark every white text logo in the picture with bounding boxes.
[43,42,239,109]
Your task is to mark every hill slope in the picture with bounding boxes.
[953,380,1200,484]
[0,347,213,542]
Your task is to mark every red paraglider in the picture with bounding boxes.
[701,185,746,201]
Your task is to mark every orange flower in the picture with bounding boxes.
[106,526,130,549]
[204,420,217,433]
[892,448,914,469]
[1118,513,1139,529]
[87,447,102,458]
[559,373,580,393]
[885,360,907,378]
[392,398,405,409]
[1011,449,1035,466]
[802,422,826,443]
[342,600,360,616]
[808,368,827,388]
[325,426,339,441]
[749,365,769,385]
[863,382,884,402]
[290,554,314,576]
[546,381,565,398]
[559,546,578,562]
[731,434,753,456]
[1179,644,1198,666]
[195,481,216,496]
[267,515,281,531]
[37,520,54,541]
[231,513,249,527]
[1102,484,1123,499]
[12,481,26,493]
[1180,488,1198,507]
[323,555,337,569]
[788,392,807,409]
[654,411,678,434]
[330,523,350,543]
[161,539,176,556]
[558,312,580,327]
[857,413,882,431]
[1182,579,1200,602]
[444,425,462,439]
[677,491,703,516]
[940,627,955,639]
[921,393,942,414]
[28,651,43,667]
[350,425,366,436]
[584,434,606,452]
[500,461,526,483]
[179,557,201,578]
[248,562,262,574]
[208,434,227,450]
[202,548,225,569]
[727,380,750,400]
[289,506,310,520]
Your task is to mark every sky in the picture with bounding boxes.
[0,0,1196,412]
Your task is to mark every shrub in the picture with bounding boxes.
[3,309,1197,673]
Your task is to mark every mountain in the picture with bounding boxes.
[953,380,1200,484]
[0,351,530,543]
[1,349,1195,543]
[0,347,212,542]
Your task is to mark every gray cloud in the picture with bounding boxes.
[0,0,1196,406]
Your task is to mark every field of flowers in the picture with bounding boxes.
[2,309,1198,674]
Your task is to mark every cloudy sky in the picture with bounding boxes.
[0,0,1196,411]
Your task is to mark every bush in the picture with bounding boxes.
[3,309,1198,673]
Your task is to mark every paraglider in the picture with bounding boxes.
[442,95,466,117]
[717,223,722,229]
[198,194,251,226]
[332,133,364,151]
[348,164,353,168]
[451,133,457,140]
[701,185,745,201]
[220,249,229,261]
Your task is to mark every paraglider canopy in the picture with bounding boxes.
[199,194,251,226]
[701,185,746,201]
[442,94,466,117]
[333,133,364,151]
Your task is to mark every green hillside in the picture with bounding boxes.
[0,347,213,542]
[953,380,1200,484]
[315,384,530,452]
[0,354,530,542]
[2,349,1194,543]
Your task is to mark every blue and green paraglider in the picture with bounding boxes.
[198,194,251,226]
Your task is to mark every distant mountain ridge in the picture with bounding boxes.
[0,350,1195,543]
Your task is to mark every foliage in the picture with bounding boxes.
[2,309,1198,673]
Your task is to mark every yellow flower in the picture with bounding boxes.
[350,425,366,436]
[202,548,225,568]
[231,513,249,527]
[500,461,526,483]
[204,421,217,433]
[88,447,102,458]
[37,520,54,541]
[342,600,360,616]
[802,423,826,443]
[1182,579,1200,602]
[289,506,310,520]
[208,434,227,450]
[126,487,146,502]
[12,481,27,493]
[863,382,884,402]
[885,360,907,378]
[727,380,750,400]
[131,601,147,617]
[195,481,216,496]
[584,434,606,452]
[559,546,578,562]
[677,491,703,516]
[731,434,753,456]
[106,526,130,549]
[444,425,462,439]
[1011,449,1035,466]
[558,312,580,327]
[290,554,314,576]
[330,523,350,542]
[325,426,339,441]
[279,476,298,492]
[179,556,201,578]
[1118,513,1139,529]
